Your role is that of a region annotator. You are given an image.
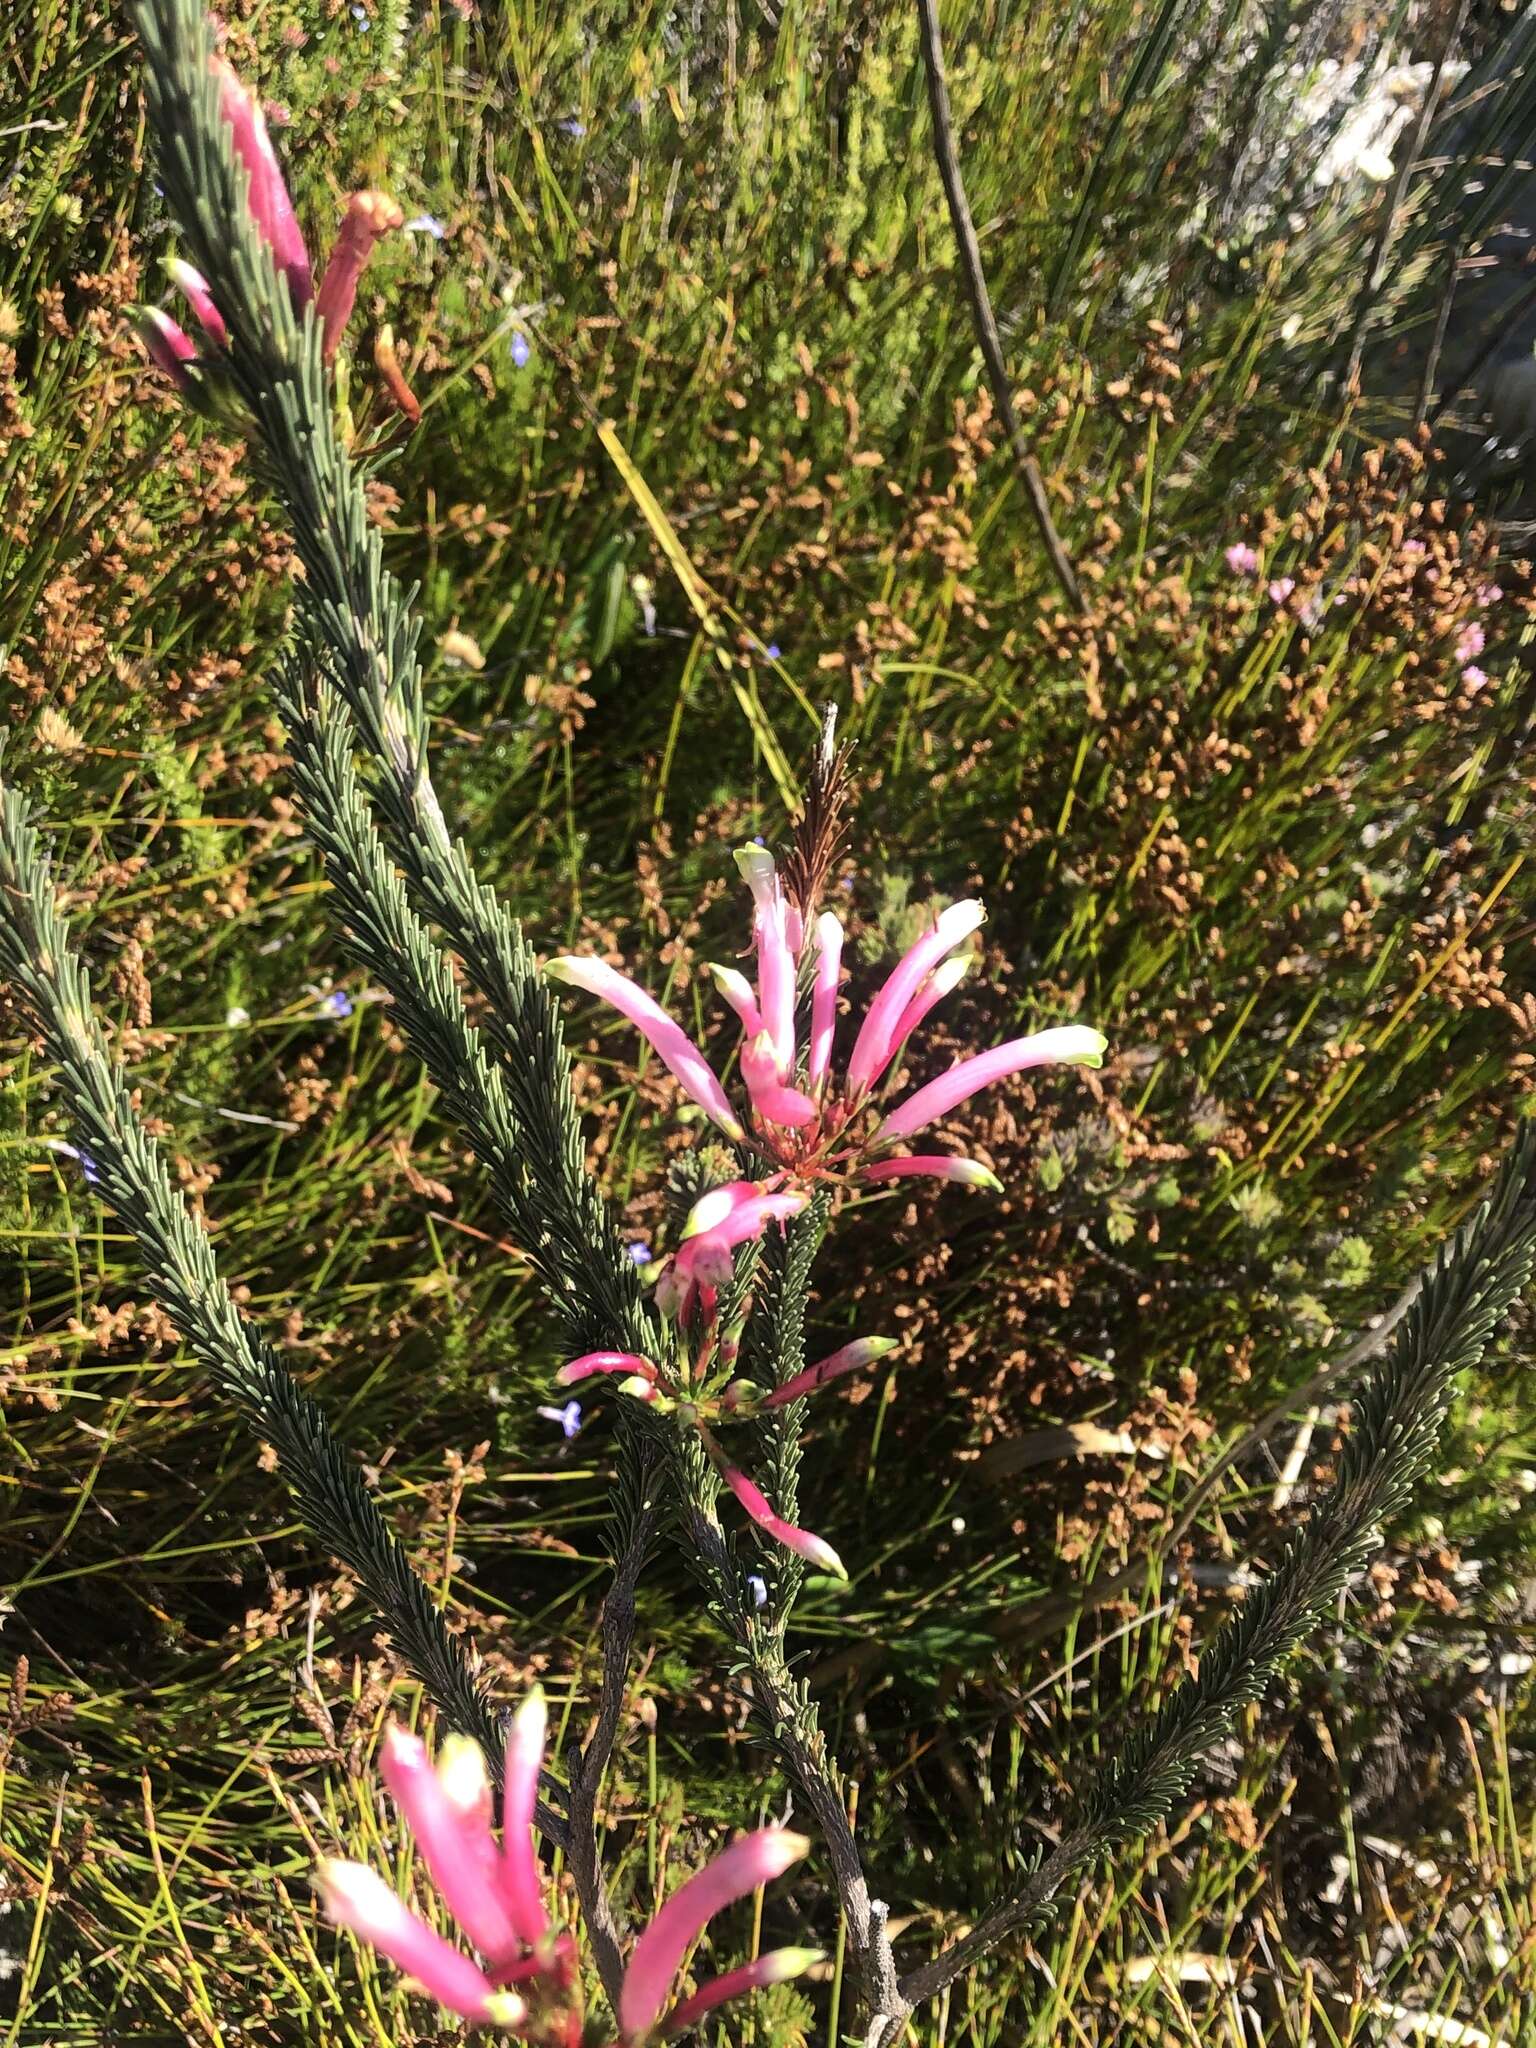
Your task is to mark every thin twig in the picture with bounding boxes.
[913,0,1086,614]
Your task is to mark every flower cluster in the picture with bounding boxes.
[318,1691,818,2043]
[135,48,405,400]
[546,845,1104,1575]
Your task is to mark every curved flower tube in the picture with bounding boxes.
[875,1026,1106,1143]
[843,897,986,1097]
[163,258,229,346]
[619,1829,812,2041]
[316,189,405,359]
[861,1153,1002,1190]
[546,956,744,1140]
[758,1335,899,1408]
[557,1350,660,1387]
[808,911,843,1088]
[721,1464,846,1579]
[135,307,196,385]
[211,52,313,306]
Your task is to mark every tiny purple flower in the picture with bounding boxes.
[557,117,587,138]
[764,642,781,660]
[627,1240,654,1266]
[510,331,531,369]
[79,1149,103,1189]
[537,1400,584,1440]
[1224,543,1259,577]
[321,989,353,1020]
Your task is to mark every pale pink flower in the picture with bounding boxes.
[164,258,229,346]
[756,1335,899,1408]
[619,1830,813,2041]
[1224,543,1259,577]
[1267,577,1295,605]
[134,307,196,387]
[875,1027,1107,1143]
[318,1704,817,2043]
[1478,582,1503,606]
[1461,664,1490,692]
[861,1153,1002,1190]
[211,53,313,306]
[545,955,745,1140]
[1456,621,1486,665]
[720,1464,847,1578]
[547,847,1103,1258]
[316,190,406,359]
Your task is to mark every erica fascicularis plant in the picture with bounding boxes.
[1,4,1534,2041]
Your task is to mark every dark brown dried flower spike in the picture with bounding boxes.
[781,703,855,927]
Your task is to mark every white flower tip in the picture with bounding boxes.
[733,843,776,883]
[764,1945,825,1983]
[513,1685,547,1745]
[768,1829,814,1872]
[682,1186,736,1240]
[542,956,579,984]
[1066,1029,1108,1069]
[618,1373,658,1401]
[313,1857,381,1919]
[861,1336,901,1359]
[437,1732,490,1814]
[484,1990,529,2027]
[958,1161,1004,1190]
[810,1538,848,1581]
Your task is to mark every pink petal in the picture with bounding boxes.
[316,1858,519,2025]
[876,1026,1106,1142]
[378,1725,520,1966]
[659,1946,824,2038]
[735,848,795,1078]
[721,1465,846,1579]
[844,900,985,1098]
[316,190,405,360]
[500,1689,551,1947]
[860,1154,1002,1190]
[211,54,313,307]
[738,1036,818,1129]
[135,307,196,385]
[674,1232,735,1291]
[889,952,970,1059]
[705,962,763,1038]
[546,957,743,1140]
[681,1180,776,1242]
[759,1336,899,1408]
[164,258,228,346]
[557,1350,659,1386]
[808,913,843,1089]
[618,1830,811,2041]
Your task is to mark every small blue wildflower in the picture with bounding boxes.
[405,214,446,240]
[351,4,371,28]
[747,1574,769,1609]
[764,642,781,660]
[538,1399,584,1441]
[510,330,531,369]
[78,1149,103,1190]
[321,990,353,1021]
[752,834,766,847]
[557,117,587,138]
[839,875,854,893]
[627,1240,654,1266]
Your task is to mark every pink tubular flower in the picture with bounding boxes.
[211,53,313,306]
[721,1464,846,1578]
[672,1187,808,1295]
[134,307,196,387]
[861,1153,1003,1190]
[808,911,843,1088]
[759,1335,899,1408]
[546,955,745,1141]
[844,898,985,1097]
[876,1026,1105,1142]
[164,257,229,346]
[1225,542,1259,576]
[736,847,796,1076]
[658,1946,825,2039]
[316,189,406,359]
[557,1350,659,1387]
[317,1701,816,2043]
[317,1858,529,2026]
[546,845,1103,1258]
